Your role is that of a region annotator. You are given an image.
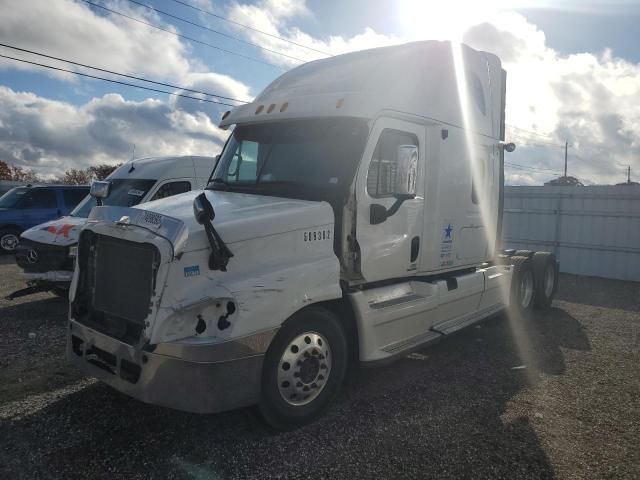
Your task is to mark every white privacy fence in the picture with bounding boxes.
[502,185,640,282]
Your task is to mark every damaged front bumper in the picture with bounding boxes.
[67,320,277,414]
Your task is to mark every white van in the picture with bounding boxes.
[12,156,216,298]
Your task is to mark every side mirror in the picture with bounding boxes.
[370,204,388,225]
[90,181,110,199]
[394,145,418,198]
[193,192,215,225]
[501,141,516,153]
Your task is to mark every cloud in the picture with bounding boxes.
[461,12,640,185]
[0,0,193,81]
[0,86,228,178]
[1,0,638,187]
[227,0,403,67]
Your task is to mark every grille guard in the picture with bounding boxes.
[87,206,188,259]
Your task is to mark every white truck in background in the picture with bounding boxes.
[11,156,215,299]
[67,41,558,429]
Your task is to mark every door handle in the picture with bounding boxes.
[410,236,420,262]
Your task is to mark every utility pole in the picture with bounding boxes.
[564,140,568,178]
[628,165,631,184]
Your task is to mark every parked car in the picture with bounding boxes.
[0,180,27,197]
[0,185,89,253]
[11,156,216,299]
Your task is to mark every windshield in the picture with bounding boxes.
[70,179,156,218]
[209,118,368,199]
[0,187,29,208]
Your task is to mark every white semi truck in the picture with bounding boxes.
[67,41,558,429]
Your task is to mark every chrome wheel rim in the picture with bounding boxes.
[520,270,534,308]
[0,233,19,251]
[277,332,331,406]
[544,264,555,297]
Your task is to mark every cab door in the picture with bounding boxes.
[354,118,425,283]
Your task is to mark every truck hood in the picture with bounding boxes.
[132,190,334,253]
[21,216,86,246]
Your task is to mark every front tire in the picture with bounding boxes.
[0,227,21,253]
[260,306,347,430]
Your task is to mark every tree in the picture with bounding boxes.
[0,161,11,180]
[59,168,92,185]
[88,163,122,180]
[10,165,40,183]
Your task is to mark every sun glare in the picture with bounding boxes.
[397,0,517,40]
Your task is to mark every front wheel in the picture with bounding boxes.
[0,227,21,253]
[260,306,348,430]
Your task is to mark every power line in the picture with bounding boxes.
[506,161,562,173]
[125,0,306,64]
[505,162,563,175]
[0,43,250,104]
[0,53,239,107]
[168,0,331,57]
[509,135,566,149]
[81,0,284,70]
[506,124,556,140]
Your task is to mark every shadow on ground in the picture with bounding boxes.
[556,273,640,312]
[0,305,591,480]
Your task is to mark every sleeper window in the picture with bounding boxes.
[367,129,419,198]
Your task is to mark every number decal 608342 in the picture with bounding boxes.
[303,229,331,242]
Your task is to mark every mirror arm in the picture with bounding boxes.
[194,193,233,271]
[203,221,233,271]
[370,194,415,225]
[386,195,409,217]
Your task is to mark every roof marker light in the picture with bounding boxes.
[267,103,276,113]
[336,98,344,109]
[280,102,289,112]
[255,105,264,114]
[221,110,231,120]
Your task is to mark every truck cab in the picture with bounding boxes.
[67,41,558,429]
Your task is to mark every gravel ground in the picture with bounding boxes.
[1,255,639,479]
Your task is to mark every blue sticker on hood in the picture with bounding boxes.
[184,265,200,277]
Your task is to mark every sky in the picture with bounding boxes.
[0,0,639,185]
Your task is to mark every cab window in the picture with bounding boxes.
[24,189,57,209]
[367,130,419,198]
[151,181,191,201]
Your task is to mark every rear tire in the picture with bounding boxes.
[260,306,348,430]
[0,227,21,254]
[509,256,536,318]
[532,252,558,310]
